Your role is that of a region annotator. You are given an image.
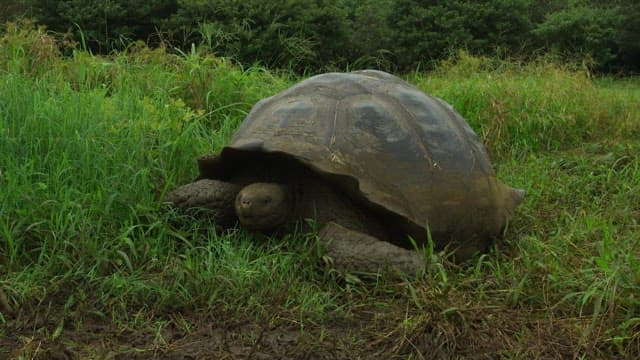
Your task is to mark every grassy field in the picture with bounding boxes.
[1,24,639,359]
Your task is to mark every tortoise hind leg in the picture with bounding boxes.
[319,222,426,275]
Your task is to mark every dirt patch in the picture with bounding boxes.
[2,302,635,359]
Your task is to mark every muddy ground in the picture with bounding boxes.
[3,301,630,359]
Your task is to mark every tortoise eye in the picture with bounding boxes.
[263,197,272,204]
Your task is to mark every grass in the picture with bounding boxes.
[1,23,639,358]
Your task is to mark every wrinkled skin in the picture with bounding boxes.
[165,165,428,275]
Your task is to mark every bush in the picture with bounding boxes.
[341,0,395,70]
[18,0,640,73]
[387,0,532,70]
[614,2,640,72]
[30,0,178,52]
[169,0,349,71]
[533,5,621,69]
[1,1,33,25]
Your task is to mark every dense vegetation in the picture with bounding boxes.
[2,0,640,73]
[1,23,639,358]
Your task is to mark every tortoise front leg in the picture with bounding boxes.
[0,287,13,317]
[319,222,426,275]
[165,179,241,228]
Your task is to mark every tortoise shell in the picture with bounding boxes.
[199,70,523,250]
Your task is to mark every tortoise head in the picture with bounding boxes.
[235,183,291,230]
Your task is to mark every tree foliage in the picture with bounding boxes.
[30,0,178,51]
[1,0,30,26]
[388,0,532,70]
[613,1,640,72]
[169,0,349,71]
[4,0,637,73]
[533,5,620,68]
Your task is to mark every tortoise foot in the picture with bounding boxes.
[319,222,426,275]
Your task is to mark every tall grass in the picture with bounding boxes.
[0,23,331,324]
[1,23,639,357]
[412,52,640,157]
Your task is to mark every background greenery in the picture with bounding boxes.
[0,22,639,357]
[2,0,640,73]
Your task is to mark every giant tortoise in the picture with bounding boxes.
[165,70,525,274]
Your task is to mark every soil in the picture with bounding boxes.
[1,299,628,359]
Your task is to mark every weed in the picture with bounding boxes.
[1,23,639,358]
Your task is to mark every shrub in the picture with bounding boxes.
[387,0,532,70]
[533,5,621,69]
[169,0,349,71]
[30,0,178,52]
